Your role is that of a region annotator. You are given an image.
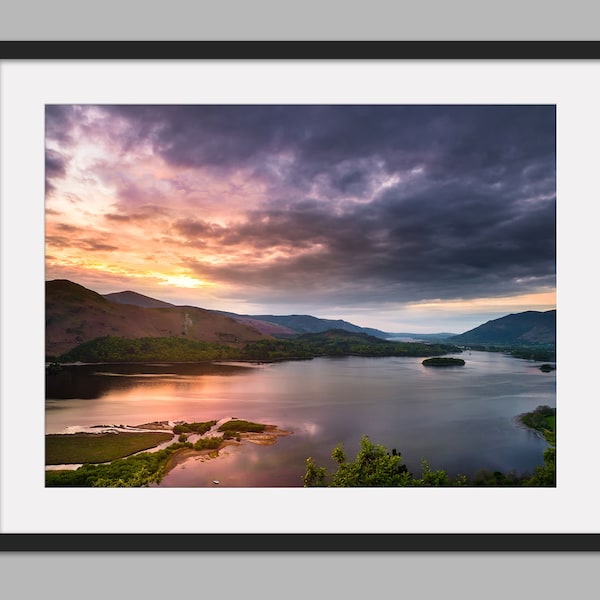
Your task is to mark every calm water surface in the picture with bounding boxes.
[46,351,556,486]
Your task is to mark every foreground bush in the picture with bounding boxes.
[304,430,555,487]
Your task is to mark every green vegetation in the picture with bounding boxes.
[520,404,555,435]
[218,419,267,433]
[508,346,556,361]
[240,339,314,361]
[56,330,462,364]
[44,415,278,486]
[172,420,217,435]
[241,330,461,362]
[304,436,467,487]
[422,357,465,367]
[304,414,556,487]
[59,336,241,363]
[193,436,223,450]
[524,429,555,486]
[45,431,174,464]
[45,443,194,487]
[45,434,232,487]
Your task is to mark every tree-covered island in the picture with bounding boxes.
[422,357,466,367]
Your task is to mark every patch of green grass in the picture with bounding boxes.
[45,431,174,464]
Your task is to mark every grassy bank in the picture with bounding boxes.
[45,418,285,486]
[46,431,174,464]
[45,444,187,487]
[519,404,556,436]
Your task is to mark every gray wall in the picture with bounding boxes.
[1,1,599,597]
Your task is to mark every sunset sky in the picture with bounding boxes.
[45,105,556,333]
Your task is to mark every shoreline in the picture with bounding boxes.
[513,409,555,442]
[45,418,293,477]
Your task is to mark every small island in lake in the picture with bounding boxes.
[422,357,466,367]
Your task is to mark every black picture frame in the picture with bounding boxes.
[1,40,600,59]
[0,40,597,552]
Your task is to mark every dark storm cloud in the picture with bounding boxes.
[46,149,67,177]
[47,104,555,306]
[85,104,554,200]
[45,105,75,144]
[183,185,555,305]
[174,218,225,239]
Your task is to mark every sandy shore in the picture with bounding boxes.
[162,426,293,474]
[237,425,293,446]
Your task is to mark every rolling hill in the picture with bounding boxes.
[101,287,454,340]
[217,312,390,338]
[53,280,554,359]
[45,280,270,357]
[102,290,175,308]
[449,310,556,346]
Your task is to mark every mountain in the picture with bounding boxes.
[449,310,556,346]
[102,290,175,308]
[102,288,454,340]
[385,332,457,342]
[230,313,390,338]
[102,289,394,338]
[46,280,270,357]
[212,311,297,337]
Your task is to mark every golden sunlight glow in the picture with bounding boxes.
[406,291,556,312]
[156,274,208,288]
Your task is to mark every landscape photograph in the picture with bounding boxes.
[45,104,556,488]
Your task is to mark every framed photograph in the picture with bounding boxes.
[0,41,599,551]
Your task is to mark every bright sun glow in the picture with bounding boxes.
[156,274,208,288]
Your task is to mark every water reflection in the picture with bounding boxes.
[46,362,252,399]
[45,352,556,485]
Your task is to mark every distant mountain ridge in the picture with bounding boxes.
[100,286,455,340]
[449,310,556,346]
[219,312,390,338]
[46,280,270,357]
[49,280,554,358]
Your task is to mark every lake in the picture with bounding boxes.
[45,351,556,486]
